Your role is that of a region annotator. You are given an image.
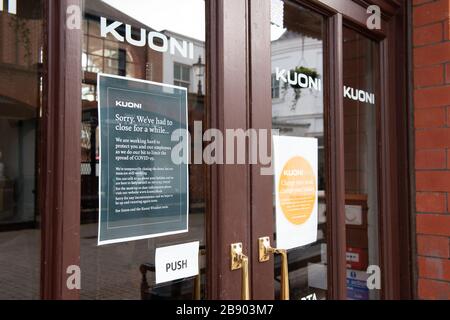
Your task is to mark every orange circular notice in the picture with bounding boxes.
[278,156,316,225]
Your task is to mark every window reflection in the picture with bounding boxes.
[80,0,207,300]
[83,15,138,78]
[174,63,191,89]
[271,0,327,300]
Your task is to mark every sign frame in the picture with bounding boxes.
[97,73,189,246]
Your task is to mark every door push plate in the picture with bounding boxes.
[259,237,271,262]
[231,242,243,270]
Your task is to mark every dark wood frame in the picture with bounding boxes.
[207,0,253,299]
[37,0,411,300]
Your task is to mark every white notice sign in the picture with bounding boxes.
[273,136,318,249]
[155,241,200,284]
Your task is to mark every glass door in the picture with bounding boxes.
[250,0,408,300]
[79,0,208,300]
[342,26,381,300]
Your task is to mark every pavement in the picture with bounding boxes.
[0,213,206,300]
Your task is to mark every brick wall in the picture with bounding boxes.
[413,0,450,300]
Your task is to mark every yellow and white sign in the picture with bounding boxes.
[273,136,318,249]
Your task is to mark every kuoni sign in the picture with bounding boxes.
[273,136,318,249]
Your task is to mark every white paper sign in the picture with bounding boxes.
[273,136,318,249]
[155,241,199,284]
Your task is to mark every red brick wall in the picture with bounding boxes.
[413,0,450,300]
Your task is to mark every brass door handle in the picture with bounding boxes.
[259,237,290,300]
[231,243,250,300]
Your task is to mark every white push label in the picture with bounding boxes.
[155,241,199,284]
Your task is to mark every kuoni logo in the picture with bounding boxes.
[100,17,194,59]
[278,156,316,225]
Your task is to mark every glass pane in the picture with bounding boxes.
[81,0,207,300]
[125,46,135,63]
[271,0,327,300]
[126,63,137,78]
[174,64,181,80]
[83,35,88,54]
[104,40,120,59]
[82,84,97,102]
[86,54,103,73]
[174,81,190,90]
[83,17,88,34]
[271,74,280,99]
[104,58,118,75]
[182,65,191,82]
[88,36,103,56]
[343,27,381,300]
[88,19,101,37]
[0,1,44,299]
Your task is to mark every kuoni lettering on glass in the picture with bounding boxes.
[100,17,194,59]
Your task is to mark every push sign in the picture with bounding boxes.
[155,242,199,284]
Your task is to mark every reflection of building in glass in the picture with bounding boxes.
[270,3,328,300]
[80,0,206,222]
[271,29,325,190]
[342,27,380,300]
[271,31,323,134]
[0,1,43,225]
[162,30,205,93]
[81,1,205,100]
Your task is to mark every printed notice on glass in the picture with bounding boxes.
[97,74,188,245]
[273,136,318,249]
